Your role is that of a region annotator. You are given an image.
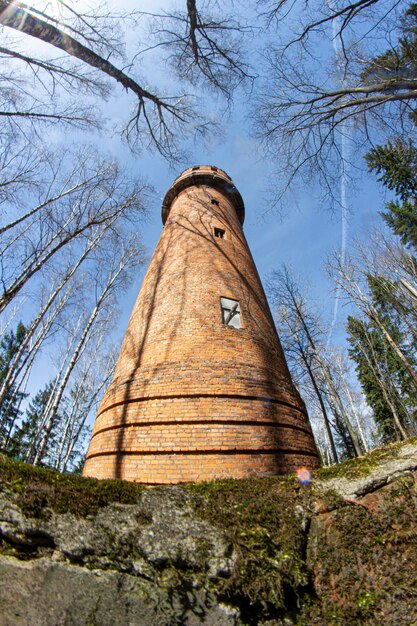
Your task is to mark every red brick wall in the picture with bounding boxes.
[83,166,319,483]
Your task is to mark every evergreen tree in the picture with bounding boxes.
[0,322,27,449]
[362,4,417,94]
[347,274,417,440]
[358,105,417,440]
[348,317,406,441]
[10,382,59,465]
[365,138,417,250]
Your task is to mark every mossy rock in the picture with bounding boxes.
[0,454,144,517]
[317,438,417,481]
[1,440,417,624]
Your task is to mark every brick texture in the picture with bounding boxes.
[83,165,319,483]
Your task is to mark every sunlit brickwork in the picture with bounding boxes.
[83,165,319,482]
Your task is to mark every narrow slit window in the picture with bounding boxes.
[214,227,226,239]
[211,198,219,206]
[221,297,242,328]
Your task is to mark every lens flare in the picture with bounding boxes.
[296,466,311,485]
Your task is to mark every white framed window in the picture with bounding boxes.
[220,297,242,328]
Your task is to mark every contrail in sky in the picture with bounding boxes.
[326,0,350,348]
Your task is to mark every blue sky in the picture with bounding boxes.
[88,0,388,350]
[3,0,392,424]
[99,99,384,351]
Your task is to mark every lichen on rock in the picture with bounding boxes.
[1,441,417,625]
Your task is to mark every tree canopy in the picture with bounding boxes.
[1,0,417,468]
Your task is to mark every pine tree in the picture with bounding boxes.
[362,4,417,94]
[10,382,59,465]
[347,274,417,441]
[365,138,417,250]
[0,322,27,449]
[348,317,406,441]
[358,109,417,440]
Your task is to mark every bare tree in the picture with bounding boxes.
[0,133,50,206]
[254,0,412,207]
[329,251,417,389]
[0,0,235,156]
[54,344,118,472]
[356,231,417,335]
[27,232,145,465]
[0,223,111,410]
[0,146,147,314]
[258,0,400,43]
[137,0,253,99]
[330,349,371,450]
[278,299,340,463]
[0,283,72,444]
[268,265,368,460]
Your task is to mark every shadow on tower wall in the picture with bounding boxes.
[85,183,318,481]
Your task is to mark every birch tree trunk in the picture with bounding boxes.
[332,258,417,391]
[287,289,363,457]
[24,323,80,463]
[281,314,339,463]
[0,225,108,407]
[33,243,134,466]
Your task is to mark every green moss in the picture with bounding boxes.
[1,440,416,624]
[184,439,417,622]
[358,591,377,614]
[302,470,417,625]
[0,454,144,517]
[186,475,315,619]
[317,437,417,481]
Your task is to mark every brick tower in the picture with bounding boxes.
[83,166,319,483]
